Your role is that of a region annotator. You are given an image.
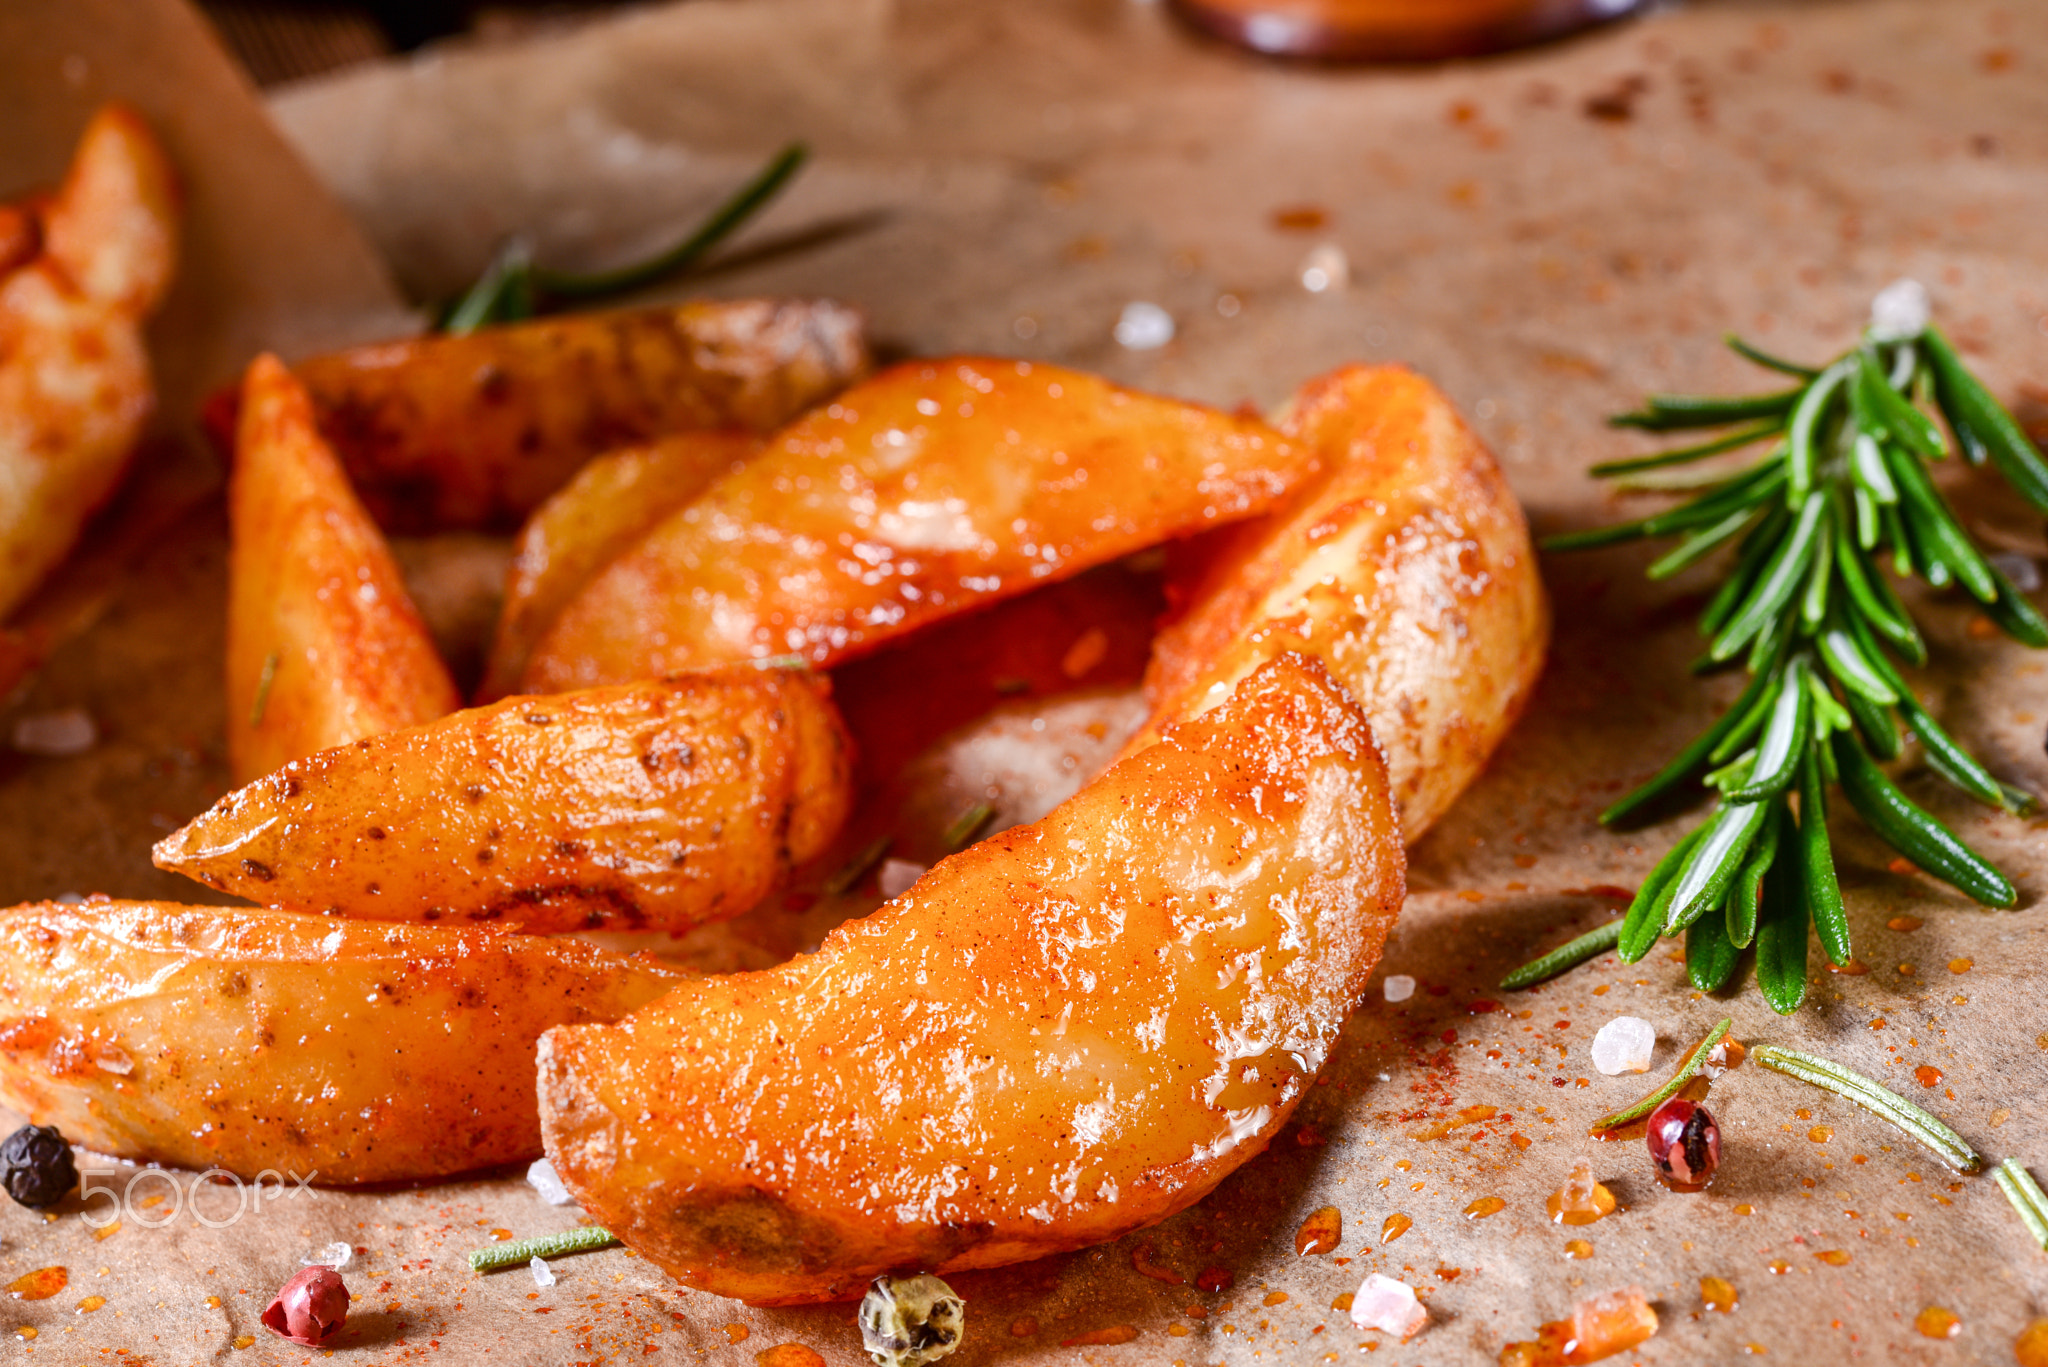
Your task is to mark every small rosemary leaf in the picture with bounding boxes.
[1590,1018,1732,1132]
[1881,500,1917,579]
[1700,504,1792,639]
[1882,440,1998,603]
[1500,920,1622,991]
[1831,731,2017,908]
[1711,491,1828,663]
[823,835,892,896]
[1797,749,1852,968]
[1839,683,1899,761]
[1706,664,1789,767]
[1984,559,2048,649]
[1540,519,1658,553]
[1850,432,1900,504]
[1800,665,1853,737]
[1724,802,1781,949]
[1611,389,1802,432]
[442,238,536,336]
[1854,350,1946,461]
[1664,798,1769,934]
[1995,1160,2048,1252]
[1816,617,1900,706]
[468,1225,619,1274]
[1886,341,1918,392]
[1722,659,1809,803]
[1591,421,1783,477]
[1751,1044,1983,1173]
[1642,460,1788,538]
[1853,483,1880,550]
[1726,334,1820,378]
[1619,825,1710,962]
[1798,502,1836,630]
[1753,847,1808,1015]
[1924,326,2048,515]
[1787,360,1854,498]
[1686,911,1740,993]
[1894,691,2009,811]
[1833,522,1923,662]
[1601,674,1764,829]
[1648,505,1764,581]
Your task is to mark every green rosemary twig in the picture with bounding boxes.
[1547,281,2048,1013]
[1500,920,1621,990]
[441,144,807,334]
[1752,1043,1982,1173]
[467,1224,619,1273]
[1589,1017,1730,1132]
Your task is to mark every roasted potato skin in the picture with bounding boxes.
[1138,363,1549,841]
[158,667,852,933]
[0,104,177,621]
[0,900,683,1183]
[235,298,868,534]
[478,430,761,703]
[228,353,461,784]
[539,653,1403,1304]
[523,357,1317,692]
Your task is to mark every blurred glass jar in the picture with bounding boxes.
[1168,0,1654,61]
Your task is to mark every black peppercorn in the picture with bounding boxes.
[0,1124,77,1208]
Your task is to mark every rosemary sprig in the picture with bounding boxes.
[1589,1017,1731,1132]
[467,1224,619,1273]
[1751,1043,1982,1173]
[941,802,996,853]
[1548,282,2048,1013]
[441,144,807,334]
[1500,920,1621,990]
[1996,1159,2048,1251]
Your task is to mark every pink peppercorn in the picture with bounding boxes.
[261,1266,349,1346]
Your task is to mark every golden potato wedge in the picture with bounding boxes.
[538,652,1403,1304]
[157,667,851,933]
[0,899,683,1183]
[523,357,1316,692]
[1134,363,1549,841]
[204,298,869,534]
[0,104,178,620]
[228,353,460,784]
[478,430,761,703]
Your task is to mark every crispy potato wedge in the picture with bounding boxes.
[523,357,1316,692]
[204,298,869,534]
[478,430,761,703]
[228,354,461,784]
[0,105,177,620]
[1135,363,1549,841]
[0,900,683,1183]
[157,667,851,932]
[538,652,1403,1304]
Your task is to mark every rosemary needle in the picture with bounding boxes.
[1751,1044,1982,1173]
[1500,920,1622,991]
[1589,1017,1731,1132]
[1996,1159,2048,1252]
[468,1225,619,1274]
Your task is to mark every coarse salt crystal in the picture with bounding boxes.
[530,1256,555,1288]
[1382,974,1416,1003]
[1868,278,1930,342]
[300,1242,353,1271]
[95,1044,132,1076]
[527,1157,576,1207]
[1591,1016,1656,1075]
[10,708,97,756]
[1349,1273,1427,1340]
[1113,301,1175,351]
[1300,242,1350,294]
[877,859,928,899]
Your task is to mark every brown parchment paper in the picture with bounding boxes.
[5,0,2048,1362]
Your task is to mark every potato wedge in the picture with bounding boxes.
[229,353,461,784]
[205,298,869,534]
[523,357,1316,692]
[538,652,1403,1304]
[0,105,177,620]
[478,430,761,703]
[0,900,683,1183]
[157,667,851,933]
[1135,363,1549,841]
